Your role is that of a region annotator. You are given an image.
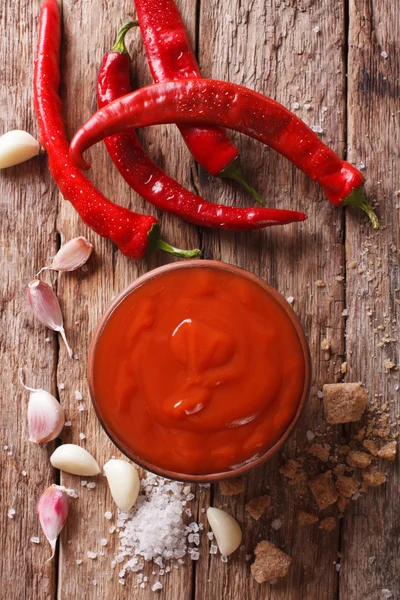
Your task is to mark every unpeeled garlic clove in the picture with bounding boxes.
[36,236,93,276]
[207,507,242,556]
[37,484,69,561]
[103,459,140,512]
[26,279,72,358]
[20,374,64,444]
[50,444,101,476]
[0,130,40,169]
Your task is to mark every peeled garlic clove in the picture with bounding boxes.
[36,236,93,276]
[37,484,69,561]
[103,459,140,512]
[26,279,72,358]
[207,507,242,556]
[0,130,40,169]
[20,376,64,444]
[50,444,101,476]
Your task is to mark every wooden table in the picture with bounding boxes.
[1,0,399,598]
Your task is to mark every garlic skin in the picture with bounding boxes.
[206,507,242,556]
[50,444,101,476]
[103,459,140,512]
[37,484,69,561]
[20,376,64,444]
[0,130,40,169]
[26,280,72,358]
[36,236,93,276]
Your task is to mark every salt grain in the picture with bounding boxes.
[79,432,86,440]
[45,337,50,343]
[381,590,392,599]
[75,391,83,400]
[104,511,113,520]
[151,582,163,591]
[221,555,228,563]
[313,26,320,33]
[64,421,72,427]
[91,580,97,586]
[210,544,218,554]
[292,103,300,110]
[322,106,328,112]
[81,480,87,487]
[87,551,97,559]
[358,162,366,170]
[77,403,85,412]
[7,508,16,519]
[381,51,388,59]
[271,518,283,530]
[368,556,376,565]
[74,354,79,360]
[225,14,233,22]
[30,536,40,544]
[59,383,65,390]
[306,430,315,441]
[207,532,214,541]
[304,103,311,110]
[286,296,294,304]
[101,538,108,546]
[76,559,83,565]
[311,125,323,133]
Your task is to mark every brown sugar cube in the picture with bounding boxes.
[297,510,318,527]
[337,445,350,456]
[363,439,379,456]
[323,383,367,424]
[245,495,270,520]
[346,451,372,469]
[219,479,244,496]
[251,541,292,584]
[354,427,366,442]
[279,459,300,479]
[319,517,336,532]
[336,475,360,498]
[308,471,338,510]
[362,468,386,488]
[377,441,397,461]
[321,338,331,351]
[333,464,347,477]
[337,495,349,513]
[307,443,330,462]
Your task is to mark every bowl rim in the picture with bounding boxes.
[88,259,311,483]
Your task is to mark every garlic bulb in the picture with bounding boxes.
[20,374,64,444]
[37,484,69,561]
[50,444,101,476]
[207,507,242,556]
[0,130,40,169]
[36,236,93,276]
[103,459,140,511]
[26,279,72,358]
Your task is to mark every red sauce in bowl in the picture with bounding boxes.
[90,264,308,477]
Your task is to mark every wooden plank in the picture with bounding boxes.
[56,0,200,598]
[341,1,400,598]
[195,0,347,598]
[0,1,58,597]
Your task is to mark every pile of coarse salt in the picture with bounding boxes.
[112,472,201,590]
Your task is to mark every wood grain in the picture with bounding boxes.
[0,0,398,598]
[0,0,58,597]
[341,1,400,598]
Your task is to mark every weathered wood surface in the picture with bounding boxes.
[0,0,398,599]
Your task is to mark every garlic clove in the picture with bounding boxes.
[37,484,69,561]
[20,375,65,444]
[103,459,140,512]
[50,444,101,476]
[0,130,40,169]
[36,236,93,276]
[26,279,72,358]
[206,507,242,557]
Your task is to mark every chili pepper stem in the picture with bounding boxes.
[111,21,138,54]
[341,187,379,230]
[220,158,265,206]
[148,224,201,258]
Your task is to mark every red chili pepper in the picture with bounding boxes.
[70,79,378,228]
[132,0,264,205]
[96,23,307,230]
[34,0,199,261]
